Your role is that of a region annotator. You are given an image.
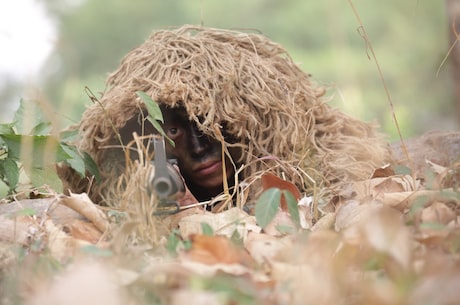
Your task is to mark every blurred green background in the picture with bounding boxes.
[1,0,458,141]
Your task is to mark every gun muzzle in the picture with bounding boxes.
[151,161,185,199]
[147,137,185,215]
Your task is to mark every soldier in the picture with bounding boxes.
[60,25,388,209]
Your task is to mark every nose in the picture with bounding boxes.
[189,126,212,158]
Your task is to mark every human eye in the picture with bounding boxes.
[167,127,183,139]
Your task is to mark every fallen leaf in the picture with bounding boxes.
[335,200,380,232]
[0,214,35,245]
[298,196,313,229]
[178,207,259,240]
[245,232,293,264]
[311,212,336,231]
[338,203,411,270]
[426,160,448,175]
[261,173,301,210]
[44,219,79,261]
[186,234,256,267]
[421,201,456,225]
[63,219,103,244]
[347,175,420,205]
[263,210,297,236]
[371,163,395,178]
[59,192,109,233]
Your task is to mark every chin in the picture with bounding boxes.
[199,180,225,189]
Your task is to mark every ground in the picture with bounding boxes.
[0,131,459,305]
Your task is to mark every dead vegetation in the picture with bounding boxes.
[61,25,388,206]
[0,154,459,305]
[0,24,459,305]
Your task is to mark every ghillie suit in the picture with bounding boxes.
[59,25,389,207]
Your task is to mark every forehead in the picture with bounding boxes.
[160,105,189,123]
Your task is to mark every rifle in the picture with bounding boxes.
[148,137,185,215]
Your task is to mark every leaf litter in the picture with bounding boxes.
[0,159,459,305]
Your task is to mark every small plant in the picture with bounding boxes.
[255,187,300,230]
[0,99,99,196]
[135,91,174,146]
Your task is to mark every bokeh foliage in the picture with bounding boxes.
[38,0,457,139]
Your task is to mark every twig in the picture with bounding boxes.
[436,17,459,78]
[347,0,412,166]
[84,86,125,151]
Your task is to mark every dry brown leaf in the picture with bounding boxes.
[335,200,381,232]
[163,207,205,230]
[339,204,411,270]
[412,202,457,245]
[426,160,448,175]
[371,163,395,178]
[270,261,342,305]
[0,198,86,224]
[62,219,104,244]
[421,201,456,225]
[185,234,256,267]
[347,175,420,204]
[178,207,259,239]
[380,191,420,211]
[59,192,109,233]
[44,219,79,261]
[311,212,336,231]
[0,215,34,245]
[180,260,262,279]
[298,196,313,229]
[409,270,460,305]
[382,189,458,211]
[426,160,460,189]
[244,232,293,264]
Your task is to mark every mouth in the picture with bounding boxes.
[194,160,222,176]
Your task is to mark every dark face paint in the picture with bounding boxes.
[160,105,241,201]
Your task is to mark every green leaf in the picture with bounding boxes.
[60,143,86,177]
[59,128,79,141]
[230,229,243,246]
[166,230,181,255]
[419,222,446,231]
[394,165,412,175]
[51,142,100,182]
[201,222,214,236]
[0,134,71,164]
[29,166,63,192]
[283,190,300,229]
[13,99,46,134]
[30,122,52,136]
[82,151,101,182]
[79,245,113,257]
[0,180,8,198]
[275,224,295,234]
[255,188,281,229]
[136,91,175,147]
[408,195,429,216]
[136,91,164,123]
[0,158,19,190]
[11,207,37,218]
[0,134,21,160]
[0,123,15,135]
